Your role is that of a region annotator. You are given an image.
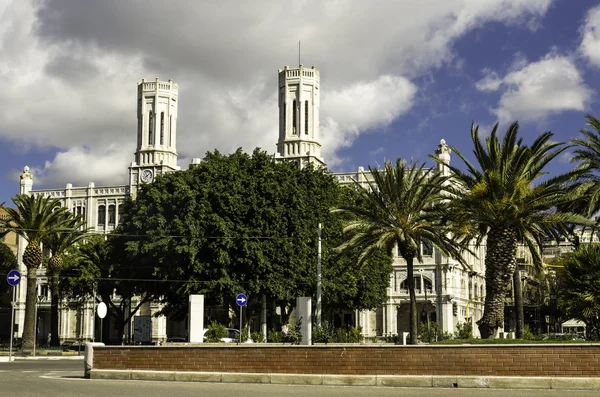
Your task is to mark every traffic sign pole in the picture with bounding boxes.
[9,286,16,361]
[7,270,21,362]
[235,294,247,344]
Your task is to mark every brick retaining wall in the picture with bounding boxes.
[92,344,600,377]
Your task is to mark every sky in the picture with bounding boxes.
[1,0,600,206]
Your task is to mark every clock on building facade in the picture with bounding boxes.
[140,169,154,183]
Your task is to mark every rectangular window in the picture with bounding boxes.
[292,100,297,134]
[422,241,433,256]
[160,112,165,145]
[305,100,309,134]
[148,111,154,145]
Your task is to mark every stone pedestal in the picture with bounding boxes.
[188,295,204,343]
[296,297,311,345]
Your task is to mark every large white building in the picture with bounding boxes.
[11,65,486,344]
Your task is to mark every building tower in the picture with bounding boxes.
[276,65,326,169]
[129,78,180,197]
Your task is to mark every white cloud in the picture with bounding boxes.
[580,5,600,68]
[321,76,417,167]
[30,145,132,188]
[476,69,502,91]
[0,0,554,186]
[487,54,592,124]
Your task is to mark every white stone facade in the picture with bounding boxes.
[12,68,486,344]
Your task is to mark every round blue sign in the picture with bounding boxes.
[236,293,247,307]
[7,270,21,286]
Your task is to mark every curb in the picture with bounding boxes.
[89,370,600,390]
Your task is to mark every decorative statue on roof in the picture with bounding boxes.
[20,166,33,180]
[435,139,451,165]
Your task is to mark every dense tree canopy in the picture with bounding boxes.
[0,241,18,297]
[116,149,392,324]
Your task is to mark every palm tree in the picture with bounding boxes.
[570,114,600,218]
[436,122,593,339]
[0,195,70,349]
[332,159,470,344]
[44,213,87,346]
[556,244,600,340]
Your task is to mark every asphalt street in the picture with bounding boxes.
[1,359,600,396]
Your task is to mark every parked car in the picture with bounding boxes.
[202,328,253,343]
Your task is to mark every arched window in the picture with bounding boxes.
[304,100,309,134]
[160,112,165,145]
[292,100,297,134]
[98,205,106,226]
[148,111,154,145]
[400,277,420,293]
[108,205,116,225]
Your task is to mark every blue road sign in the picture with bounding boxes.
[236,293,247,307]
[7,270,21,287]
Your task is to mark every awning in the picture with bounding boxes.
[562,319,586,328]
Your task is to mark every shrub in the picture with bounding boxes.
[313,321,335,344]
[523,325,535,340]
[282,320,302,345]
[267,329,283,343]
[251,331,265,343]
[205,321,227,343]
[454,321,473,339]
[334,325,363,343]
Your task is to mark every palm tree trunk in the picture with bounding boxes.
[406,256,418,345]
[50,272,60,346]
[22,267,38,350]
[477,228,518,339]
[513,268,524,339]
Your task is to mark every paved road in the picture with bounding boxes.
[1,360,600,396]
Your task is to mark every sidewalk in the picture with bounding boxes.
[89,370,600,390]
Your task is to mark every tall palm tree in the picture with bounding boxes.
[0,195,70,349]
[332,159,470,344]
[44,213,87,346]
[570,114,600,218]
[436,122,593,339]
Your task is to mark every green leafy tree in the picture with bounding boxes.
[61,235,158,344]
[43,213,87,346]
[0,195,70,349]
[556,244,600,340]
[0,241,18,297]
[117,148,392,329]
[436,122,593,339]
[332,159,469,345]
